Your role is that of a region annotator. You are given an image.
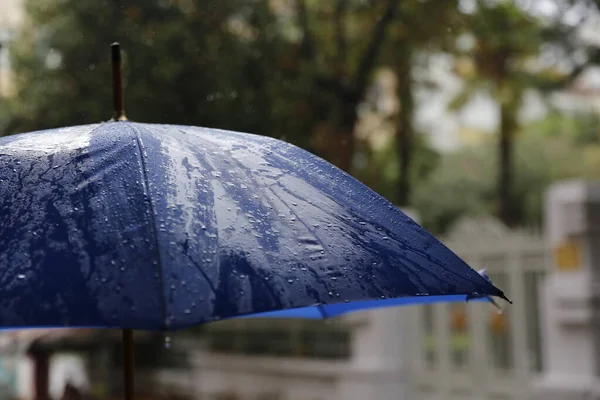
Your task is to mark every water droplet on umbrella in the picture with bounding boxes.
[164,336,171,349]
[287,279,294,283]
[184,309,191,314]
[17,274,25,280]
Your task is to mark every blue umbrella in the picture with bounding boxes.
[0,44,510,399]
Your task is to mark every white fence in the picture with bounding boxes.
[407,217,549,400]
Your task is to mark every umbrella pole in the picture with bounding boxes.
[122,329,135,400]
[111,42,127,121]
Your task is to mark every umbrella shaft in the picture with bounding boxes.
[111,42,126,121]
[122,329,134,400]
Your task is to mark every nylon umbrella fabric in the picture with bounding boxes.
[0,122,508,331]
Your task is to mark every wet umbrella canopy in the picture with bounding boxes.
[0,44,510,399]
[0,120,508,329]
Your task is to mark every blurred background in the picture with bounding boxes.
[1,0,599,399]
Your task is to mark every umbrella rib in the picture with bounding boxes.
[317,304,329,319]
[130,125,169,330]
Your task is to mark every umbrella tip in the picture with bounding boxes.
[110,42,127,121]
[498,292,513,304]
[111,42,121,59]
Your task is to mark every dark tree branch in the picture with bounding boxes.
[296,0,314,59]
[334,0,348,75]
[354,0,399,97]
[314,75,355,98]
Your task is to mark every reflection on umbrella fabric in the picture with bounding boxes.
[0,122,508,331]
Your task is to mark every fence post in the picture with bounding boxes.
[337,208,417,400]
[533,180,600,399]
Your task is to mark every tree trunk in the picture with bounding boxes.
[396,47,414,206]
[498,99,518,227]
[309,0,398,174]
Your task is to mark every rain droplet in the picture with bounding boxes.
[287,279,294,283]
[184,309,191,314]
[382,236,389,240]
[164,336,171,349]
[17,274,25,280]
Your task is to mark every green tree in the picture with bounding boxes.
[1,0,307,145]
[449,1,574,227]
[293,0,399,173]
[413,124,589,234]
[381,0,462,206]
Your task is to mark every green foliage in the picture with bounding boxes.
[2,0,315,147]
[527,110,600,145]
[3,0,598,232]
[413,128,587,234]
[353,131,440,205]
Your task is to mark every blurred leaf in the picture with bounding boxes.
[448,87,473,111]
